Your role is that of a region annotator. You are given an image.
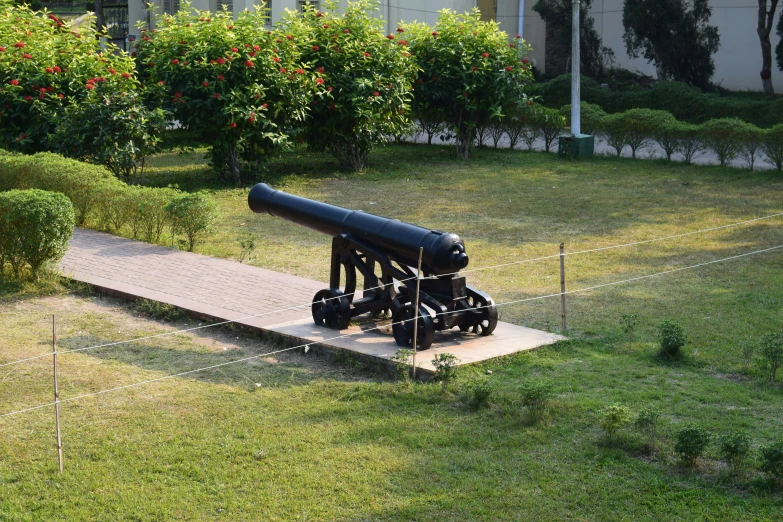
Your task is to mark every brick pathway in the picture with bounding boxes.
[59,228,324,328]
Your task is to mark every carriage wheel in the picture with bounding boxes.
[392,304,435,351]
[311,289,351,330]
[470,293,498,336]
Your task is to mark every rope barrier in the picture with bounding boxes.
[0,210,780,370]
[1,241,780,421]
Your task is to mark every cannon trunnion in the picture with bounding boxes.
[248,183,498,350]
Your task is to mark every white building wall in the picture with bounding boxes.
[588,0,783,92]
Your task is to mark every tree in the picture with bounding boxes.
[758,1,779,96]
[622,0,720,89]
[775,9,783,76]
[532,0,613,79]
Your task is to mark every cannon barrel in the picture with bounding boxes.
[248,183,469,275]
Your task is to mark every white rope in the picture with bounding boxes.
[0,210,780,369]
[1,242,779,421]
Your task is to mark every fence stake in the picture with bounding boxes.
[411,247,424,380]
[560,243,567,332]
[52,315,63,473]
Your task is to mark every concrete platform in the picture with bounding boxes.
[60,228,565,376]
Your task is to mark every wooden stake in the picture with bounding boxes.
[559,243,567,333]
[411,247,424,380]
[52,315,63,473]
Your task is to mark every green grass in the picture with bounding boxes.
[2,145,783,520]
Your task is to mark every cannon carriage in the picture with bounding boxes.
[248,183,497,350]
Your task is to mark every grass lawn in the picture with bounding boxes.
[1,144,783,520]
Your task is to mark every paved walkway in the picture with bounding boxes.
[60,228,563,374]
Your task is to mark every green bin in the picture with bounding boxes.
[558,134,594,159]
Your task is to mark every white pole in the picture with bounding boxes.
[411,247,423,380]
[570,0,581,136]
[517,0,524,39]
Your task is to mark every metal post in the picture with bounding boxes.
[570,0,581,136]
[559,243,567,332]
[52,315,63,473]
[411,247,424,380]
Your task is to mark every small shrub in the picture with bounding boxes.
[701,118,746,167]
[519,379,553,421]
[503,109,528,149]
[391,349,414,382]
[634,406,661,451]
[759,438,783,480]
[740,340,756,375]
[165,191,218,252]
[761,124,783,171]
[759,332,783,383]
[737,123,764,171]
[461,378,494,411]
[618,109,663,159]
[237,232,257,264]
[649,115,682,161]
[558,102,606,136]
[133,298,186,322]
[431,352,460,391]
[601,113,629,157]
[658,320,687,357]
[619,313,639,337]
[674,425,710,466]
[0,189,74,280]
[677,123,704,164]
[717,431,751,475]
[599,403,631,440]
[530,106,565,152]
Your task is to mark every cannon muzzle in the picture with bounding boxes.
[248,183,468,275]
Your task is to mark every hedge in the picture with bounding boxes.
[0,189,74,280]
[537,74,783,128]
[0,153,218,250]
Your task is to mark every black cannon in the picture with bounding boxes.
[248,183,497,350]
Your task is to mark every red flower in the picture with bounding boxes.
[482,52,489,58]
[53,66,61,73]
[173,92,183,98]
[57,93,63,99]
[253,45,260,51]
[247,113,255,123]
[397,40,407,46]
[157,80,165,85]
[272,56,280,63]
[286,34,293,40]
[171,59,179,64]
[509,43,514,48]
[24,95,32,100]
[217,75,225,81]
[373,91,379,96]
[9,79,19,86]
[515,34,521,39]
[472,66,478,71]
[14,42,25,48]
[279,67,287,73]
[39,87,46,92]
[432,76,438,81]
[343,29,350,33]
[202,81,209,87]
[217,57,226,64]
[245,60,254,67]
[363,52,370,57]
[528,100,533,106]
[327,86,332,92]
[387,34,394,39]
[463,92,468,97]
[21,134,27,138]
[473,31,478,36]
[313,45,320,51]
[316,66,324,73]
[416,79,422,84]
[122,72,131,79]
[230,122,237,128]
[262,103,268,108]
[23,53,31,59]
[396,27,404,32]
[522,58,530,64]
[505,66,513,71]
[228,25,234,30]
[45,67,53,73]
[295,68,304,74]
[249,52,256,57]
[143,36,150,41]
[185,23,190,27]
[85,84,94,90]
[213,92,220,98]
[323,24,329,28]
[316,78,324,85]
[316,11,324,17]
[0,47,5,52]
[231,47,238,52]
[431,31,438,36]
[109,68,116,74]
[131,52,137,57]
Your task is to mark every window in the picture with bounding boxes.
[163,0,180,15]
[298,0,319,13]
[218,0,234,13]
[261,0,272,25]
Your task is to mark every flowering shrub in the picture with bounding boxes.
[134,2,315,183]
[404,10,535,159]
[279,0,417,171]
[0,0,139,153]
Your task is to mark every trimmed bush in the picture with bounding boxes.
[529,106,566,152]
[165,190,218,252]
[737,123,764,171]
[635,406,661,451]
[558,102,606,136]
[599,403,631,440]
[519,379,553,420]
[658,320,687,357]
[762,124,783,171]
[649,113,682,161]
[405,9,535,159]
[760,438,783,480]
[701,118,748,167]
[601,113,629,157]
[0,189,74,280]
[759,332,783,383]
[717,431,751,474]
[677,123,704,164]
[675,425,710,466]
[0,152,123,225]
[432,352,460,391]
[461,378,494,410]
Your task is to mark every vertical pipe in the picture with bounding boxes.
[559,243,567,332]
[53,315,63,473]
[517,0,524,39]
[411,247,423,380]
[570,0,581,136]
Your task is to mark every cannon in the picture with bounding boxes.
[248,183,497,350]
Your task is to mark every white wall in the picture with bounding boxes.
[589,0,783,92]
